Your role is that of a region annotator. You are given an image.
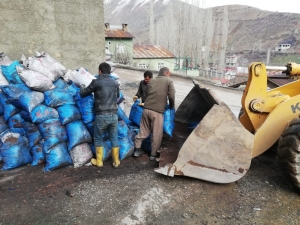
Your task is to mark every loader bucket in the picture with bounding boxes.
[155,80,254,183]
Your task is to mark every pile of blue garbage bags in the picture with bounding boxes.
[0,52,175,172]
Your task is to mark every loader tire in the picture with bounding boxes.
[277,118,300,191]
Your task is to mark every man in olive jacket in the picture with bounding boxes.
[80,62,120,168]
[133,67,176,160]
[132,70,153,103]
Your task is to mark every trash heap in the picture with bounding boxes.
[0,52,134,172]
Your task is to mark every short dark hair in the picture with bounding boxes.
[144,71,153,78]
[99,62,111,74]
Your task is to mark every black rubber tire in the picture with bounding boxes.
[277,118,300,191]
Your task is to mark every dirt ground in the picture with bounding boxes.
[0,69,300,225]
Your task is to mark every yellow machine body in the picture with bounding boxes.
[241,62,300,157]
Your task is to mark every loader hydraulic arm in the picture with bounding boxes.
[240,62,300,133]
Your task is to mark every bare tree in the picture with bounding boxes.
[149,0,155,44]
[218,7,229,72]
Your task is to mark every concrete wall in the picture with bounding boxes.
[0,0,105,74]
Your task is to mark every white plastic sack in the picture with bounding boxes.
[0,70,9,85]
[69,143,93,168]
[61,70,73,82]
[41,52,66,76]
[69,68,96,88]
[20,54,29,68]
[27,56,59,81]
[0,55,12,66]
[16,66,55,92]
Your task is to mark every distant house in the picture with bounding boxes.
[104,23,134,65]
[225,54,238,67]
[132,44,176,72]
[274,44,291,52]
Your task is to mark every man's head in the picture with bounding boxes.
[143,71,153,84]
[159,67,171,77]
[99,62,111,74]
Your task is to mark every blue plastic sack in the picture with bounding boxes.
[65,120,92,151]
[103,139,112,161]
[127,126,139,146]
[85,121,94,138]
[64,81,80,97]
[19,110,32,121]
[56,104,81,125]
[117,91,125,104]
[0,102,3,115]
[129,100,143,126]
[44,87,75,108]
[90,143,95,155]
[0,130,32,170]
[30,104,59,124]
[75,91,95,124]
[0,116,8,133]
[0,61,24,84]
[117,105,131,125]
[54,78,67,89]
[18,91,44,112]
[1,84,31,102]
[118,120,129,139]
[8,113,25,134]
[38,118,67,153]
[163,105,175,137]
[30,140,45,166]
[2,84,34,111]
[141,135,152,153]
[23,121,43,148]
[0,92,20,121]
[119,136,134,160]
[43,142,73,172]
[3,103,20,121]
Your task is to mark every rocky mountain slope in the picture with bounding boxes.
[104,0,300,65]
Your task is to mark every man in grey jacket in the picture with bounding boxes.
[133,67,176,160]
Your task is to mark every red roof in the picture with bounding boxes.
[133,44,175,59]
[105,29,134,39]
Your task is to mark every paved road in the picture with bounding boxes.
[115,68,243,117]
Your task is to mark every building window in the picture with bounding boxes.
[138,63,146,69]
[158,63,164,70]
[117,45,125,53]
[108,41,111,45]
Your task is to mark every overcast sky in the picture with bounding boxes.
[201,0,299,14]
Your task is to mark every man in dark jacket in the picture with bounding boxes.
[133,67,175,160]
[132,71,153,103]
[80,62,120,168]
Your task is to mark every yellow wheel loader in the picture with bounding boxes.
[155,62,300,190]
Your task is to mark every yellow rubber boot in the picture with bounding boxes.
[91,147,103,167]
[112,147,120,168]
